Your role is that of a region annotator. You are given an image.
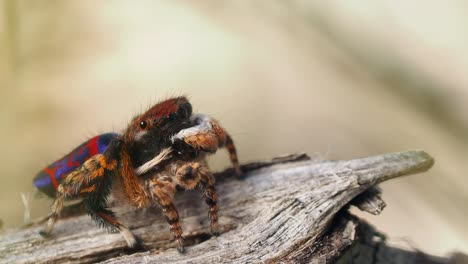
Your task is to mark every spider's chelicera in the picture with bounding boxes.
[36,96,241,252]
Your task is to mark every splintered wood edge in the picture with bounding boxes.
[0,150,435,264]
[351,186,387,215]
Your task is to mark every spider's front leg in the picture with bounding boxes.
[173,160,220,236]
[147,176,184,252]
[172,114,242,177]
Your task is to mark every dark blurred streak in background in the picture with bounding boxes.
[0,0,467,257]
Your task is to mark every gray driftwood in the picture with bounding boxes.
[0,150,447,263]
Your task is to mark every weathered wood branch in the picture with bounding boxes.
[0,151,438,263]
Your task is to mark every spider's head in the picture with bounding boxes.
[124,96,193,166]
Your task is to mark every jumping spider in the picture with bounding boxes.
[38,97,241,252]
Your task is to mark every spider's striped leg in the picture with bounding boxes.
[198,166,219,236]
[148,177,184,252]
[39,185,66,237]
[224,134,242,177]
[174,161,219,236]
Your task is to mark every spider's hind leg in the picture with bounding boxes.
[85,204,138,248]
[224,134,242,177]
[39,185,66,237]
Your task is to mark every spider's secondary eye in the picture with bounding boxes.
[177,102,192,119]
[168,112,176,121]
[139,120,147,129]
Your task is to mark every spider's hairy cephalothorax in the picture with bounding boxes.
[124,97,194,167]
[38,96,241,252]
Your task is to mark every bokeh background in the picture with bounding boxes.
[1,0,467,257]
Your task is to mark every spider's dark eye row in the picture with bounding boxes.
[168,112,176,121]
[177,102,192,119]
[142,103,192,129]
[139,120,147,129]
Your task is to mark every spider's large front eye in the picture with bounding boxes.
[139,120,147,129]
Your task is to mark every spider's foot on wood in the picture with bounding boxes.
[177,243,185,253]
[38,230,50,238]
[123,238,146,254]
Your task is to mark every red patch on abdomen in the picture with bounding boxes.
[44,166,59,189]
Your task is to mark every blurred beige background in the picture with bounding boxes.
[1,0,467,257]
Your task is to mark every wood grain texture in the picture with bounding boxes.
[0,151,434,263]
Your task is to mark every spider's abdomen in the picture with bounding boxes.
[33,133,119,197]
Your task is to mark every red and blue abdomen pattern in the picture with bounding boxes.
[34,133,119,197]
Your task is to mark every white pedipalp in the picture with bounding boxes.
[171,114,213,143]
[135,147,173,175]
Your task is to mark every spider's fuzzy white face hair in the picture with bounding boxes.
[133,130,148,142]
